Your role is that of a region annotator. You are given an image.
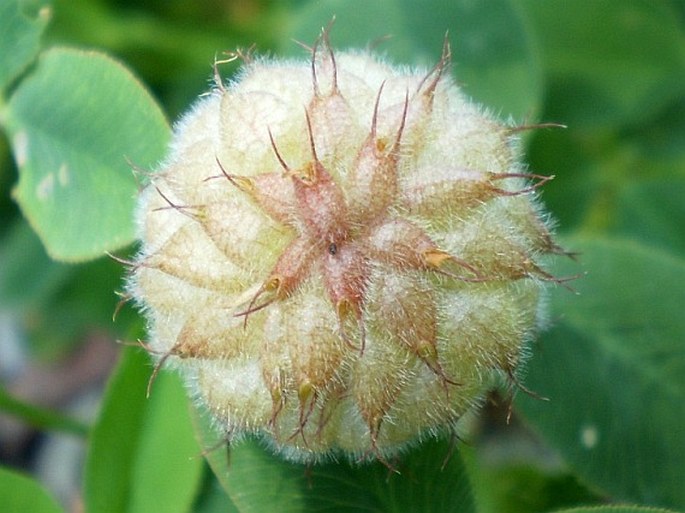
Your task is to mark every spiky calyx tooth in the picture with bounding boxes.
[307,37,358,163]
[363,218,480,280]
[259,284,350,447]
[212,161,299,228]
[400,166,551,220]
[127,31,564,464]
[290,159,350,245]
[345,85,407,224]
[365,270,452,385]
[322,243,368,323]
[351,337,414,450]
[236,235,316,320]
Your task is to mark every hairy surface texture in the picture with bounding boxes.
[127,35,563,463]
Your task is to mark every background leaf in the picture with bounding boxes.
[551,507,684,513]
[5,47,169,262]
[0,385,88,436]
[191,472,240,513]
[0,466,63,513]
[84,347,203,513]
[517,236,685,509]
[0,0,49,92]
[194,406,475,513]
[281,0,541,121]
[0,218,137,357]
[0,220,72,310]
[614,178,685,254]
[463,444,601,513]
[515,0,685,129]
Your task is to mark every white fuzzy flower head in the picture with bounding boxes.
[127,32,565,464]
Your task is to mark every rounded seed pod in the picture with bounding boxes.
[127,33,563,464]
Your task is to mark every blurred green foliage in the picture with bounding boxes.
[0,0,683,512]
